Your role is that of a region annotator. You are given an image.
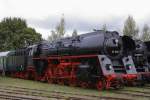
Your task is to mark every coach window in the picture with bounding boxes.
[20,51,22,55]
[29,49,31,56]
[19,51,20,56]
[27,49,30,56]
[0,58,1,64]
[31,48,34,56]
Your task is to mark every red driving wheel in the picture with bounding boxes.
[46,70,53,84]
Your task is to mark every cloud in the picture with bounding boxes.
[28,15,150,39]
[27,15,125,33]
[28,16,59,30]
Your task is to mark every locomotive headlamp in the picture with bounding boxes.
[115,39,119,44]
[113,39,119,45]
[126,64,132,70]
[106,64,112,70]
[109,65,112,70]
[129,65,132,69]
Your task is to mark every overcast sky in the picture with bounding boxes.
[1,0,150,39]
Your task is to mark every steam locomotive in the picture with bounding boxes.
[132,40,150,82]
[0,30,146,90]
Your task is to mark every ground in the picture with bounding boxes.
[0,76,150,100]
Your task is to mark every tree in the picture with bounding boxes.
[123,16,139,39]
[72,29,78,37]
[141,24,150,41]
[0,17,42,51]
[21,28,42,46]
[57,15,65,38]
[48,30,58,42]
[48,15,65,42]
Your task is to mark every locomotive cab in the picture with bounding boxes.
[27,44,48,77]
[26,45,37,67]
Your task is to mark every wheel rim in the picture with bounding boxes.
[46,69,53,83]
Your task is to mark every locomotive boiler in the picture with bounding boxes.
[37,30,135,58]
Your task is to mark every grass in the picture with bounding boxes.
[0,76,150,100]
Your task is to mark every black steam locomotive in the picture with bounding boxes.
[0,30,146,90]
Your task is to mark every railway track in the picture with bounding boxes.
[120,89,150,95]
[113,91,150,98]
[107,85,150,100]
[0,84,150,100]
[142,86,150,89]
[0,88,66,100]
[0,91,49,100]
[0,88,67,100]
[0,85,132,100]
